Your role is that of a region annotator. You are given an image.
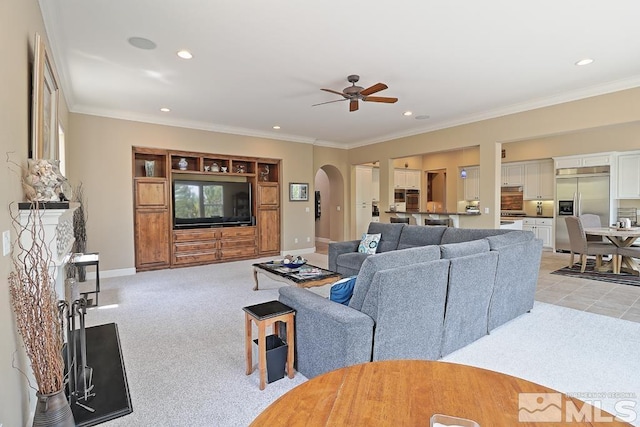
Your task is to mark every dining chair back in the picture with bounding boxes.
[579,213,604,242]
[565,216,618,273]
[390,217,410,224]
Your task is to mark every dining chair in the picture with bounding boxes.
[390,217,410,224]
[579,213,605,242]
[565,216,618,273]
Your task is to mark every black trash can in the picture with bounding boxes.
[254,334,288,383]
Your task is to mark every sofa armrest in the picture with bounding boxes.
[328,239,360,272]
[278,286,374,379]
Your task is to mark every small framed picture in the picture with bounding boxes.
[289,183,309,201]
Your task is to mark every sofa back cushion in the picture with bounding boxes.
[439,239,490,259]
[397,224,447,250]
[440,227,511,244]
[485,230,535,249]
[367,222,405,253]
[349,245,441,311]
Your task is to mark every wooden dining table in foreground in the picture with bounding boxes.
[584,227,640,275]
[250,360,633,427]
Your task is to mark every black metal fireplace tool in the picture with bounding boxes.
[58,297,95,412]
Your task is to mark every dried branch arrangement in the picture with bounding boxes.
[8,203,65,393]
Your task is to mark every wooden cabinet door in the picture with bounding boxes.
[257,183,279,207]
[135,180,167,208]
[258,208,280,254]
[135,209,170,269]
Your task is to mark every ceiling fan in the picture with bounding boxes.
[313,75,398,112]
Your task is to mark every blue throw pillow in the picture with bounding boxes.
[329,276,358,305]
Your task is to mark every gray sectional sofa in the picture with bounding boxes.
[278,223,543,378]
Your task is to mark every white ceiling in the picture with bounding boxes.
[40,0,640,148]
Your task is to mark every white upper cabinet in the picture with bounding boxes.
[523,160,554,200]
[617,153,640,199]
[394,169,421,190]
[355,165,373,204]
[501,163,524,186]
[463,166,480,201]
[555,153,613,169]
[372,167,380,201]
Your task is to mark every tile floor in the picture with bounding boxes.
[315,242,640,324]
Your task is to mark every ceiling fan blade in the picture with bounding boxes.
[312,98,349,107]
[362,96,398,104]
[321,88,347,98]
[350,99,359,112]
[360,83,388,96]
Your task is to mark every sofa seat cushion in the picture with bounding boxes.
[336,252,370,275]
[349,245,441,311]
[440,239,490,259]
[397,224,447,250]
[366,222,405,253]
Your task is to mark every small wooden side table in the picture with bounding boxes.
[243,300,295,390]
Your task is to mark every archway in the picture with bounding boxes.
[314,165,345,248]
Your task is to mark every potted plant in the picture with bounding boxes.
[8,203,74,426]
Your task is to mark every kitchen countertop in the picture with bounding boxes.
[386,211,481,216]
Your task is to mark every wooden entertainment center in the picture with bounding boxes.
[132,147,281,271]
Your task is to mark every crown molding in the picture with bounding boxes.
[347,76,640,149]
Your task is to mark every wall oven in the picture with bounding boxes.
[405,190,420,211]
[394,189,406,203]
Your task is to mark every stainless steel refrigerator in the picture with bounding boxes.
[555,166,610,252]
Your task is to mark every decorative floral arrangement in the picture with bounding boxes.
[22,159,67,202]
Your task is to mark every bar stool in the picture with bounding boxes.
[68,252,100,306]
[243,300,295,390]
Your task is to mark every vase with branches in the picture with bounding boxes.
[9,203,75,426]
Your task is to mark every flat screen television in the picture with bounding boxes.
[173,179,252,228]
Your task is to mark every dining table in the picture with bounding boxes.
[584,226,640,275]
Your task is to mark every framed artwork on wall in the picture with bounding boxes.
[31,32,59,160]
[289,183,309,201]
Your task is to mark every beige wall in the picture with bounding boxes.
[349,89,640,228]
[67,114,348,271]
[0,0,70,423]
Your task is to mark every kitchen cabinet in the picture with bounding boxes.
[394,169,421,189]
[372,167,380,202]
[355,165,373,237]
[523,217,553,248]
[555,153,613,169]
[501,163,524,186]
[523,160,554,200]
[463,166,480,201]
[617,153,640,198]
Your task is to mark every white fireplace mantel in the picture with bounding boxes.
[18,203,79,300]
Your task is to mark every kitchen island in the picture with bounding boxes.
[386,210,481,228]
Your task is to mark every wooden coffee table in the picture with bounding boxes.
[250,360,633,426]
[252,262,340,291]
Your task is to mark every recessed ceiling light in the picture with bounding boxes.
[575,58,594,66]
[272,125,281,130]
[403,111,413,116]
[160,107,171,112]
[177,50,193,59]
[415,115,430,120]
[128,37,157,50]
